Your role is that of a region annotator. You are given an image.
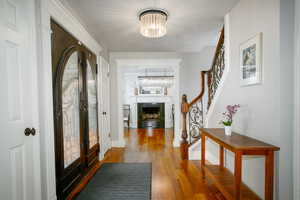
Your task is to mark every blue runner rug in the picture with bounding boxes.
[76,163,152,200]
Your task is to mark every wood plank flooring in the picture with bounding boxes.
[69,128,225,200]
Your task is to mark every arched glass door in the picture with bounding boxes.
[61,51,81,168]
[86,60,98,149]
[52,20,100,199]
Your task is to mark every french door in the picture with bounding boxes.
[85,52,100,167]
[0,0,41,199]
[51,20,99,199]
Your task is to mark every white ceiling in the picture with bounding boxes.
[61,0,239,52]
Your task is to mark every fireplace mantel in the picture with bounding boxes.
[134,95,172,102]
[127,95,173,128]
[138,103,165,128]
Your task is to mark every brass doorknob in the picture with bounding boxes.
[24,128,36,136]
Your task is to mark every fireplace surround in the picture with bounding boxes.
[138,103,165,128]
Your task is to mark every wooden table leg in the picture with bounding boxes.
[219,146,224,168]
[201,134,206,167]
[234,151,242,200]
[265,150,274,200]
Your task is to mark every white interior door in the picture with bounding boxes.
[99,57,111,157]
[0,0,41,199]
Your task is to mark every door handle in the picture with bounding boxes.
[24,128,36,136]
[31,128,36,136]
[80,102,88,112]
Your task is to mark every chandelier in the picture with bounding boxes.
[139,9,168,38]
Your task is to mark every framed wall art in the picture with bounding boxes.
[240,33,262,86]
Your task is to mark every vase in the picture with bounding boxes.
[224,126,232,136]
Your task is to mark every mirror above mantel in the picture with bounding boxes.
[137,75,174,96]
[138,75,174,86]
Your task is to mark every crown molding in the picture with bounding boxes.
[50,0,103,54]
[115,58,182,68]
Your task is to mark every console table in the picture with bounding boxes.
[201,128,280,200]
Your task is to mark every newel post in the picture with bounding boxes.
[181,94,189,160]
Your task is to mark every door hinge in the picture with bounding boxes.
[107,72,109,77]
[96,64,98,74]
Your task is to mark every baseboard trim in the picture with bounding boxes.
[188,140,219,164]
[173,138,180,147]
[188,149,218,163]
[49,194,57,200]
[206,151,218,164]
[112,139,126,147]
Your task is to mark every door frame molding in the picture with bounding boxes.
[36,0,104,199]
[294,0,300,199]
[115,59,182,147]
[98,56,112,160]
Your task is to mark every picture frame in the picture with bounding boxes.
[240,33,262,86]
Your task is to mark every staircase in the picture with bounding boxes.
[180,27,225,160]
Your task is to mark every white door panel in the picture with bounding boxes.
[0,0,41,199]
[99,57,111,157]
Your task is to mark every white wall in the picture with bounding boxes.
[279,0,294,199]
[294,1,300,199]
[206,0,294,199]
[180,47,216,100]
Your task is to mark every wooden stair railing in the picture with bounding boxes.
[181,27,225,160]
[180,72,206,159]
[207,27,225,110]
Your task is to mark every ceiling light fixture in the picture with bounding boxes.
[139,9,168,38]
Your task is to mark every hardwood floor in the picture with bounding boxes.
[69,128,225,200]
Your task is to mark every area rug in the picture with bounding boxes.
[76,163,152,200]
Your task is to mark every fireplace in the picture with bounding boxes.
[138,103,165,128]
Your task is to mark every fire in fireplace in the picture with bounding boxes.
[138,103,165,128]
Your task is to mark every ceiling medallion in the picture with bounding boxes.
[139,9,168,38]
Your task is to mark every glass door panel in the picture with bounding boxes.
[86,60,98,149]
[62,52,81,168]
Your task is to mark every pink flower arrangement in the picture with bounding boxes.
[221,104,240,126]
